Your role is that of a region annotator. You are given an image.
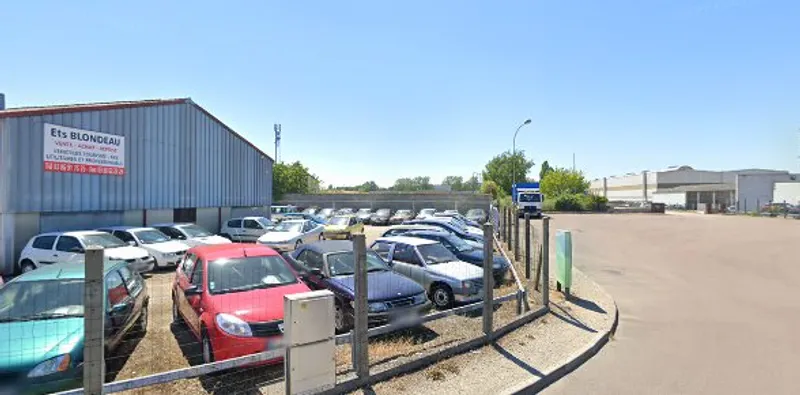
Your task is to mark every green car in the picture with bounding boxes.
[0,261,149,394]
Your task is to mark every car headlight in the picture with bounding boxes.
[412,293,428,305]
[368,302,387,313]
[462,280,473,290]
[215,313,252,337]
[28,354,71,378]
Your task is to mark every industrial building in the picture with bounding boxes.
[0,95,273,274]
[589,165,799,211]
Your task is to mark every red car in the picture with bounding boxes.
[171,243,310,364]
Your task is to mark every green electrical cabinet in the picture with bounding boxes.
[556,230,573,293]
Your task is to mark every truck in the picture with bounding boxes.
[512,182,543,218]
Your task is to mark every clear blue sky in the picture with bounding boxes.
[3,0,799,187]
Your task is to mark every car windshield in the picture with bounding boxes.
[274,221,304,232]
[357,209,371,214]
[134,229,171,244]
[520,193,541,202]
[395,210,411,215]
[180,224,213,237]
[376,209,390,215]
[421,209,435,214]
[302,208,317,215]
[0,280,84,321]
[256,218,274,228]
[417,243,458,265]
[444,234,474,252]
[329,216,349,226]
[326,251,389,276]
[320,209,334,216]
[79,233,126,249]
[207,256,298,295]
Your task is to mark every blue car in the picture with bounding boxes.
[286,241,431,333]
[404,219,484,243]
[403,230,509,284]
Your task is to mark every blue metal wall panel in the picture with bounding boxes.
[39,211,124,233]
[4,102,272,213]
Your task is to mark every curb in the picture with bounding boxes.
[501,301,620,394]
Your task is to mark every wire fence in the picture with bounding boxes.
[0,219,554,395]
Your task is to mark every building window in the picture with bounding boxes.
[174,208,197,223]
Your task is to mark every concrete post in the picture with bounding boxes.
[542,217,550,307]
[524,213,531,279]
[501,207,507,242]
[712,191,716,211]
[84,246,106,395]
[602,177,608,198]
[696,191,701,210]
[482,223,494,336]
[506,210,512,251]
[513,213,520,262]
[352,235,369,380]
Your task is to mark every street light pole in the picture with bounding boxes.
[512,119,532,186]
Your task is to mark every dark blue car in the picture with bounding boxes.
[404,230,509,284]
[404,219,484,243]
[286,241,431,333]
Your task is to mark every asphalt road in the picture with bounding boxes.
[542,213,800,395]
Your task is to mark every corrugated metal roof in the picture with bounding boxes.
[0,97,271,160]
[654,183,735,193]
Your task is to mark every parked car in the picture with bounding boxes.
[220,217,275,242]
[323,215,364,240]
[0,261,148,394]
[434,212,482,229]
[404,219,484,244]
[302,207,320,216]
[318,208,336,220]
[152,223,233,247]
[283,212,327,225]
[465,208,488,224]
[443,209,460,215]
[429,215,483,236]
[97,226,189,270]
[271,205,298,222]
[389,209,414,225]
[336,208,355,216]
[286,241,430,332]
[404,230,509,284]
[381,225,483,249]
[18,231,154,274]
[370,236,484,309]
[355,208,373,224]
[415,208,437,219]
[257,219,325,252]
[370,208,392,226]
[171,244,310,365]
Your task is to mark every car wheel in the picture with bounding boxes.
[295,240,303,250]
[171,295,183,325]
[137,304,149,335]
[201,328,215,364]
[431,284,455,310]
[334,302,353,333]
[20,260,36,273]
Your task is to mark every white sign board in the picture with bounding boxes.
[43,123,126,176]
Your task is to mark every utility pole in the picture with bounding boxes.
[572,153,576,172]
[274,124,282,163]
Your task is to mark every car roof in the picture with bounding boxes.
[385,224,439,230]
[151,222,194,227]
[330,214,355,218]
[403,230,451,238]
[189,243,279,261]
[97,226,151,232]
[375,236,437,246]
[13,260,126,282]
[299,240,353,254]
[280,219,308,224]
[35,230,107,237]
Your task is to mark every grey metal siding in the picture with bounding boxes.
[5,102,272,213]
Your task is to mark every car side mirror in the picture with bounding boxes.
[127,240,137,246]
[184,285,202,297]
[309,268,324,277]
[71,246,85,253]
[109,301,131,315]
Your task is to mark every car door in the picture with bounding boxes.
[183,257,205,335]
[225,219,243,241]
[241,219,264,242]
[388,243,426,285]
[105,269,134,349]
[53,236,85,263]
[29,235,59,265]
[349,217,363,234]
[294,249,327,290]
[299,221,313,243]
[176,254,201,335]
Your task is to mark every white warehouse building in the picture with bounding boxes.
[589,165,799,212]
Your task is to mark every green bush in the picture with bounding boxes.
[541,193,608,212]
[579,194,608,212]
[553,194,583,211]
[542,198,556,212]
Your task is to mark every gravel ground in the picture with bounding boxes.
[109,225,531,394]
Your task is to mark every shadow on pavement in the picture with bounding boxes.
[551,304,597,334]
[492,343,544,378]
[568,295,607,314]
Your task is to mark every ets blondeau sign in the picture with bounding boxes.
[43,123,126,176]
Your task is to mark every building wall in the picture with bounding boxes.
[735,173,794,212]
[773,182,800,205]
[1,102,272,214]
[652,192,686,206]
[196,207,220,234]
[655,169,727,186]
[144,209,173,226]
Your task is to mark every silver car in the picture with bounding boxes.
[257,219,325,252]
[369,236,484,309]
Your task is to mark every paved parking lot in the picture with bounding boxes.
[542,213,800,394]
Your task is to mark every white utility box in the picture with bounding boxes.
[284,290,336,395]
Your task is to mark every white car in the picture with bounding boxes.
[18,231,154,273]
[220,216,275,242]
[257,219,324,252]
[152,223,232,247]
[381,225,483,249]
[97,226,190,269]
[416,208,437,219]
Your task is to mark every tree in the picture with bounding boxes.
[482,150,535,195]
[539,160,553,182]
[540,167,590,198]
[392,176,433,191]
[442,176,464,191]
[463,174,481,192]
[356,181,379,192]
[480,180,501,200]
[273,161,320,200]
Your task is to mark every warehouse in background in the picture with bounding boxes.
[0,95,273,274]
[589,165,799,212]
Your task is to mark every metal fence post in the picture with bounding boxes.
[500,207,506,241]
[84,246,105,395]
[542,217,550,307]
[524,213,531,279]
[482,224,494,336]
[352,235,369,380]
[514,213,520,262]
